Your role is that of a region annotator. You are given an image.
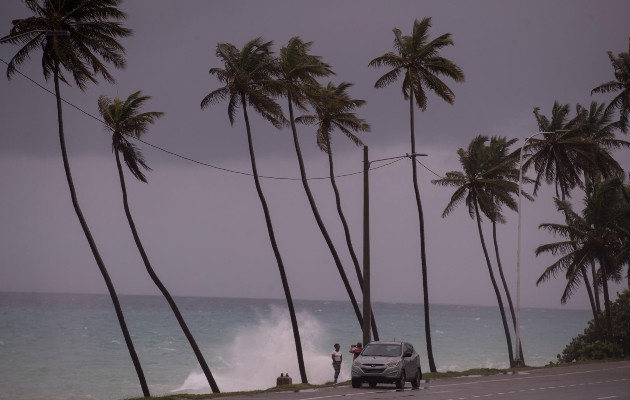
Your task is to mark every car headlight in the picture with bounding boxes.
[353,360,361,367]
[386,359,401,367]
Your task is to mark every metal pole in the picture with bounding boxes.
[362,146,371,346]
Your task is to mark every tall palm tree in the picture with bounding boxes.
[276,37,365,330]
[368,17,465,372]
[433,135,520,367]
[98,91,220,393]
[522,101,593,200]
[1,1,149,396]
[297,81,378,339]
[200,38,308,384]
[592,38,630,132]
[484,139,528,363]
[536,178,628,340]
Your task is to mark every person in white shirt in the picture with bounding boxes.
[331,343,342,383]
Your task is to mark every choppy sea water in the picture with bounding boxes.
[0,292,591,400]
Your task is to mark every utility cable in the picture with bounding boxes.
[0,56,433,181]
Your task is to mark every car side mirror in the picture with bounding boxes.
[403,351,412,358]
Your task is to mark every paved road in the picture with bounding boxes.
[219,361,630,400]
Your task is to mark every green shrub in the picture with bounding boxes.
[558,289,630,363]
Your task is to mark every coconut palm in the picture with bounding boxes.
[574,101,630,182]
[276,37,365,331]
[98,91,220,393]
[536,178,628,340]
[297,81,378,339]
[522,101,593,200]
[484,139,528,363]
[433,135,522,367]
[592,38,630,132]
[368,17,465,372]
[1,1,149,396]
[200,38,308,383]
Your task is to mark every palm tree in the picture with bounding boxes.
[574,101,630,182]
[200,38,308,384]
[536,178,628,340]
[1,2,149,396]
[433,135,520,367]
[98,91,220,393]
[276,37,365,331]
[592,38,630,132]
[368,17,465,372]
[522,101,592,200]
[297,81,378,339]
[484,139,529,363]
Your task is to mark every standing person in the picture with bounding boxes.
[349,342,363,360]
[331,343,342,384]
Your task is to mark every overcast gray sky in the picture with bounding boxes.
[1,0,628,309]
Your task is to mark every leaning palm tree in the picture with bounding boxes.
[369,17,465,372]
[98,91,220,393]
[484,139,528,363]
[1,2,150,396]
[433,135,519,367]
[297,81,378,339]
[200,37,308,384]
[537,178,627,341]
[275,37,365,330]
[592,38,630,132]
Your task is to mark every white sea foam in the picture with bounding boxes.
[173,305,347,393]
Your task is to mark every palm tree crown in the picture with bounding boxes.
[98,91,164,182]
[368,17,465,109]
[522,101,592,198]
[3,0,131,89]
[574,101,630,180]
[277,36,333,109]
[433,135,523,222]
[201,37,284,127]
[298,82,369,153]
[592,38,630,132]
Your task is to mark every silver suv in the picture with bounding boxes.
[351,341,422,388]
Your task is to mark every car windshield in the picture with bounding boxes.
[361,343,402,357]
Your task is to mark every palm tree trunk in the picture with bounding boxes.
[492,222,524,363]
[53,68,150,397]
[324,134,379,341]
[581,267,599,321]
[474,200,515,367]
[287,98,364,329]
[241,94,308,383]
[409,93,436,372]
[114,149,220,393]
[591,262,602,314]
[599,258,613,342]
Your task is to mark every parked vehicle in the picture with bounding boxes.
[351,341,422,388]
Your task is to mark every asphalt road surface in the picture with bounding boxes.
[219,361,630,400]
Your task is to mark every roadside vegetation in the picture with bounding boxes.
[557,289,630,363]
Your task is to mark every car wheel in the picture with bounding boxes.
[351,378,361,388]
[396,370,406,389]
[368,382,377,388]
[411,368,421,388]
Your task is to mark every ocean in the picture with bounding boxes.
[0,292,592,400]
